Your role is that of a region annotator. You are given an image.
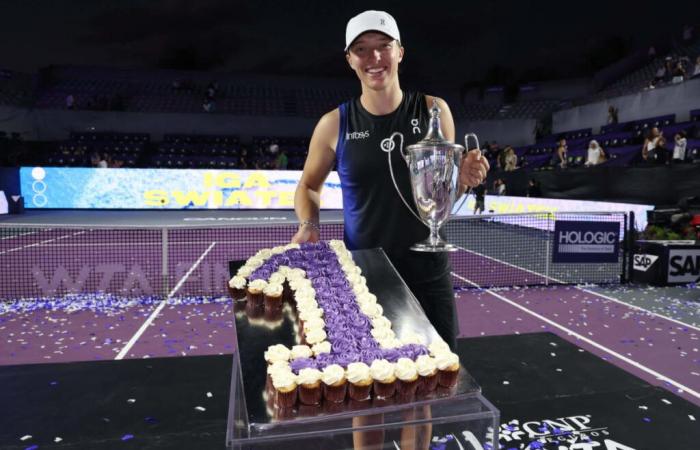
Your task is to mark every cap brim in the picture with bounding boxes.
[345,30,398,52]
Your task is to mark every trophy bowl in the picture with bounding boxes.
[403,139,464,252]
[384,100,479,252]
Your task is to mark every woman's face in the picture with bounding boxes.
[346,32,404,91]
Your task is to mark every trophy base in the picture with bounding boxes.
[410,239,459,253]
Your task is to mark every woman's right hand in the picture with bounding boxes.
[291,223,320,244]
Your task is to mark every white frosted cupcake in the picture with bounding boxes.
[312,341,332,356]
[227,275,246,299]
[290,345,313,360]
[297,368,323,405]
[415,355,439,393]
[322,364,347,403]
[394,357,419,396]
[370,359,396,398]
[346,362,372,401]
[435,351,460,388]
[264,344,291,365]
[247,279,267,305]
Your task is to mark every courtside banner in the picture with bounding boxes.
[552,221,620,263]
[20,167,342,210]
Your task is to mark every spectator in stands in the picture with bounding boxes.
[275,148,289,170]
[239,149,249,169]
[664,58,675,83]
[673,131,688,163]
[607,106,618,125]
[503,146,517,171]
[642,127,666,163]
[65,94,74,110]
[526,179,541,198]
[203,98,215,112]
[97,153,108,168]
[473,181,486,214]
[206,82,217,99]
[692,56,700,79]
[671,61,687,83]
[554,138,567,169]
[650,65,665,88]
[90,151,100,167]
[585,140,606,166]
[493,178,506,195]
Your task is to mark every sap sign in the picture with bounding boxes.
[633,254,658,272]
[552,221,620,263]
[668,249,700,283]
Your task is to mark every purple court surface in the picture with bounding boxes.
[1,210,699,409]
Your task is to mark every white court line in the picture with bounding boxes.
[114,242,217,360]
[9,240,290,247]
[455,245,700,333]
[452,271,700,401]
[0,231,86,256]
[0,231,38,240]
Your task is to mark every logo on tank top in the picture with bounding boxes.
[346,130,370,140]
[411,118,421,135]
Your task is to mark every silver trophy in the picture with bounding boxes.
[383,100,479,252]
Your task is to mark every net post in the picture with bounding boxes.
[624,211,635,285]
[544,212,551,285]
[161,228,169,296]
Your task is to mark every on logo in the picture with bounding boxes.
[411,118,421,134]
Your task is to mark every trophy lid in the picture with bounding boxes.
[406,99,465,151]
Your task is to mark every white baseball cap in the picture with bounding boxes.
[345,10,401,52]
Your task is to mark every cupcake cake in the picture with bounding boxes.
[321,364,347,403]
[394,357,420,396]
[297,368,323,405]
[247,279,267,306]
[435,351,460,388]
[227,275,246,299]
[346,362,372,401]
[415,354,439,393]
[370,359,397,398]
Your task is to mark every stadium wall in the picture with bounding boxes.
[552,78,700,134]
[492,163,699,206]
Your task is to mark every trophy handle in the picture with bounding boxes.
[450,133,481,216]
[381,132,427,227]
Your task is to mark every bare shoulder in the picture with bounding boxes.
[314,108,341,152]
[424,95,451,111]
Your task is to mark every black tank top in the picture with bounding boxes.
[336,91,449,283]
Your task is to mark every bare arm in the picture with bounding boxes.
[292,109,339,243]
